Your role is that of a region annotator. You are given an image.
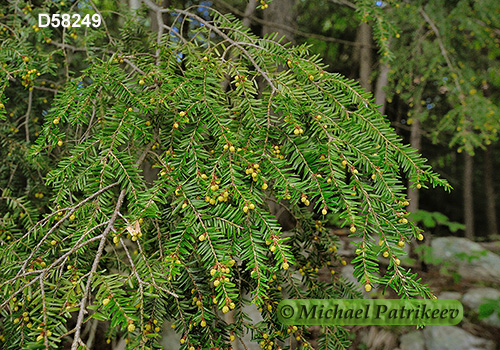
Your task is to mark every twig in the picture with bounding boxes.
[40,278,49,349]
[119,236,145,326]
[6,164,18,189]
[326,0,356,9]
[0,219,108,307]
[25,89,32,143]
[33,85,59,94]
[474,18,500,36]
[15,182,119,278]
[119,214,178,298]
[177,8,277,93]
[71,189,126,350]
[49,41,87,52]
[141,1,277,92]
[0,230,106,309]
[122,58,146,76]
[418,7,463,96]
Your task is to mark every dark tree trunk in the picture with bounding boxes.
[464,152,474,239]
[484,145,498,238]
[407,117,421,214]
[243,0,258,28]
[150,0,170,33]
[261,0,298,232]
[374,62,389,114]
[357,22,372,91]
[261,0,297,44]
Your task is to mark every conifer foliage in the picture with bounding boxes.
[0,2,450,349]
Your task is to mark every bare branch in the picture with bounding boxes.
[419,7,463,96]
[0,223,108,308]
[15,181,119,277]
[71,189,126,350]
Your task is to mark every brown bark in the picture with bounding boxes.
[464,152,474,239]
[484,145,498,238]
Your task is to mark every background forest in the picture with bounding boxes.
[1,0,500,349]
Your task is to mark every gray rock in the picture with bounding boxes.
[341,264,378,297]
[336,237,351,256]
[424,325,494,350]
[341,264,358,286]
[160,322,181,350]
[463,288,500,328]
[400,331,425,350]
[438,292,462,300]
[431,237,500,283]
[239,302,265,350]
[160,302,266,350]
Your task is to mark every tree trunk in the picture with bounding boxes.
[261,0,297,232]
[149,0,170,33]
[358,22,372,91]
[242,0,258,28]
[407,117,421,214]
[374,62,389,114]
[261,0,297,44]
[484,145,498,238]
[464,152,474,239]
